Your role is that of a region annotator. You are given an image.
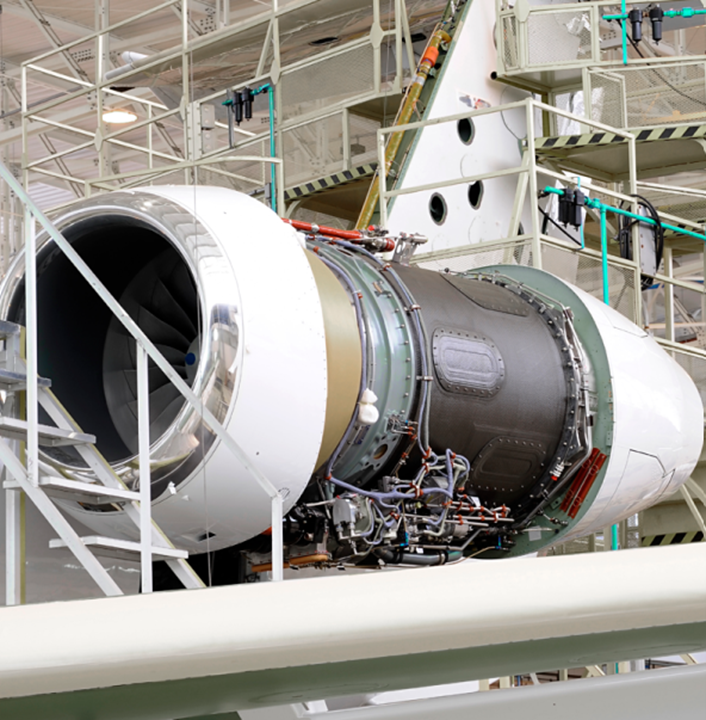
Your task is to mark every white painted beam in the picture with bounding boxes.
[0,544,704,702]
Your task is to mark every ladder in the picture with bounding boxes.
[1,320,204,603]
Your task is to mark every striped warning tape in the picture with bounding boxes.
[284,163,377,202]
[530,124,706,152]
[641,531,704,547]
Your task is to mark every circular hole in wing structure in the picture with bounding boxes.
[457,118,475,145]
[468,181,484,210]
[429,193,447,225]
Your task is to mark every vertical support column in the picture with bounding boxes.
[271,492,284,582]
[507,153,529,238]
[24,208,38,489]
[271,2,283,199]
[182,0,191,184]
[400,1,416,80]
[627,135,641,323]
[267,86,278,214]
[220,0,230,28]
[372,0,381,94]
[582,67,592,128]
[377,128,388,226]
[4,472,25,606]
[20,65,28,192]
[95,0,110,182]
[147,105,154,173]
[600,205,610,305]
[603,526,612,551]
[394,0,404,93]
[590,4,601,62]
[4,321,24,605]
[664,244,675,344]
[342,108,350,172]
[526,99,542,269]
[137,343,153,593]
[275,160,285,218]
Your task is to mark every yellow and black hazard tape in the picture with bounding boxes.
[530,124,706,152]
[284,163,377,203]
[662,220,706,237]
[641,531,704,547]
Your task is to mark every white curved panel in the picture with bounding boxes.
[147,187,328,548]
[52,187,329,551]
[565,288,703,540]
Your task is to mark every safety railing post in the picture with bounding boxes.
[137,343,153,593]
[271,492,284,581]
[24,207,38,489]
[377,128,387,226]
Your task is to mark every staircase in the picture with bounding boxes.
[1,320,204,603]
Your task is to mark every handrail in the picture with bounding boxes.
[0,158,286,582]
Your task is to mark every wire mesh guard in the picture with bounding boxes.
[526,10,592,66]
[590,63,706,129]
[282,115,344,188]
[280,44,375,118]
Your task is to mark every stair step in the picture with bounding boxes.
[49,535,188,562]
[0,416,95,446]
[3,476,140,504]
[0,368,52,392]
[0,320,21,340]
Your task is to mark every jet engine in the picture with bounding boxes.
[0,186,701,571]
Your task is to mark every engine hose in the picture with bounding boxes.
[374,548,462,566]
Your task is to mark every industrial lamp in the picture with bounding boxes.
[102,108,137,124]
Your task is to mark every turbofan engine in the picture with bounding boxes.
[0,186,701,575]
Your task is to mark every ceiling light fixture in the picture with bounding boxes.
[102,108,137,124]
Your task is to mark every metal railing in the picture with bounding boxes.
[14,0,417,200]
[585,59,706,129]
[0,157,287,597]
[376,97,705,390]
[495,0,706,83]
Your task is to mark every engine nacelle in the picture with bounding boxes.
[0,186,701,567]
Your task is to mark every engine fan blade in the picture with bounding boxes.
[102,248,200,456]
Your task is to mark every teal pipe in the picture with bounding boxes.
[254,83,277,214]
[223,83,278,214]
[621,0,628,64]
[269,86,276,214]
[257,83,277,214]
[542,186,706,242]
[604,0,629,64]
[603,5,706,65]
[600,205,609,304]
[599,201,616,550]
[664,7,706,18]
